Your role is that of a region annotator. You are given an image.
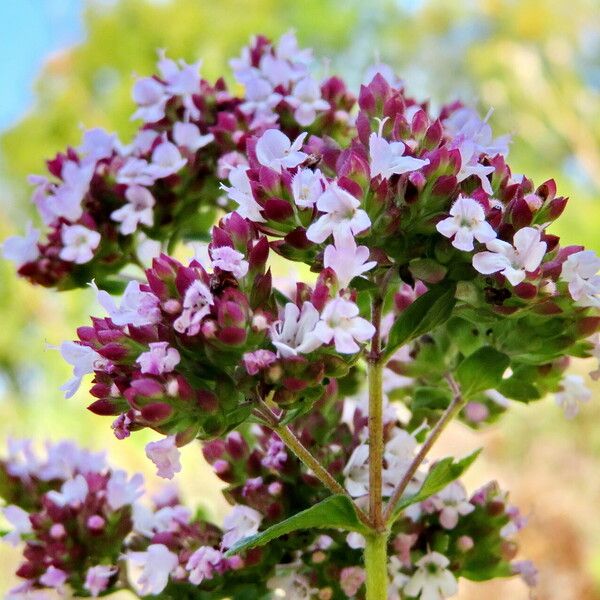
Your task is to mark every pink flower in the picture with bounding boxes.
[173,280,214,336]
[173,122,214,152]
[210,246,249,278]
[432,482,475,529]
[39,566,68,589]
[369,120,429,179]
[221,166,265,223]
[145,436,182,480]
[306,182,371,244]
[239,77,282,124]
[2,223,40,266]
[186,546,225,584]
[111,185,155,235]
[242,349,277,375]
[340,566,366,597]
[291,168,326,209]
[92,280,161,327]
[313,298,375,354]
[131,77,168,123]
[221,505,262,549]
[59,341,109,398]
[2,505,32,546]
[255,129,308,173]
[145,138,187,179]
[79,128,118,161]
[261,435,287,470]
[128,544,179,595]
[472,227,546,286]
[285,76,330,126]
[554,374,592,418]
[84,565,117,597]
[106,470,144,510]
[436,196,497,252]
[59,224,101,264]
[46,474,89,507]
[323,231,376,288]
[137,342,180,375]
[117,157,155,186]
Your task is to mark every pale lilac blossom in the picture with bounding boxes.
[146,138,187,179]
[186,547,225,584]
[145,436,182,479]
[91,280,161,327]
[60,341,109,398]
[221,505,263,549]
[46,474,89,508]
[291,168,326,208]
[472,227,546,286]
[39,566,68,590]
[436,196,497,251]
[79,128,118,161]
[59,224,101,264]
[306,182,371,244]
[343,444,370,497]
[2,223,40,266]
[173,122,214,152]
[116,157,155,186]
[432,482,475,529]
[242,349,277,375]
[323,231,376,288]
[555,374,592,418]
[210,245,249,278]
[313,298,375,354]
[221,166,265,223]
[285,77,329,126]
[2,505,33,546]
[137,342,180,375]
[239,77,282,125]
[173,280,214,336]
[84,565,117,597]
[106,470,144,510]
[110,185,155,235]
[255,129,307,173]
[131,77,168,123]
[560,250,600,308]
[339,566,366,598]
[128,544,178,595]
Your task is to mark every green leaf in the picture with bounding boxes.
[225,495,369,556]
[455,347,510,397]
[412,387,452,411]
[391,449,481,521]
[384,283,456,359]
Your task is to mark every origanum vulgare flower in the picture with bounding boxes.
[3,31,600,599]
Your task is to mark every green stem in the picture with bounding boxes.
[364,531,389,600]
[367,358,385,530]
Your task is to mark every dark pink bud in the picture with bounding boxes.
[130,378,163,398]
[431,175,457,197]
[217,326,247,346]
[97,342,128,361]
[88,398,120,416]
[203,439,226,462]
[411,109,428,137]
[356,111,372,146]
[424,119,443,149]
[197,390,219,412]
[249,236,269,270]
[549,196,568,219]
[408,171,426,190]
[87,515,106,532]
[510,198,533,228]
[513,282,538,299]
[284,228,311,249]
[283,377,308,392]
[211,227,233,249]
[226,431,248,459]
[358,85,376,112]
[97,329,125,344]
[77,326,96,341]
[578,317,600,336]
[262,198,294,222]
[141,402,173,423]
[90,383,111,398]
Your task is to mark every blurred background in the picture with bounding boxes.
[1,1,600,598]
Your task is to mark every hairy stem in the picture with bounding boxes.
[364,531,389,600]
[367,359,385,530]
[272,423,371,527]
[382,374,465,523]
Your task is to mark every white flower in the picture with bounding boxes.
[313,298,375,354]
[158,51,202,120]
[472,227,546,286]
[137,342,180,375]
[285,77,330,126]
[186,546,224,584]
[145,138,187,179]
[382,429,418,495]
[221,505,262,549]
[117,157,155,186]
[560,250,600,308]
[346,531,366,549]
[84,565,117,597]
[555,374,592,418]
[110,185,155,235]
[306,182,371,244]
[255,129,308,173]
[91,280,161,327]
[221,166,265,223]
[388,555,410,600]
[145,436,182,480]
[2,505,32,546]
[2,223,40,266]
[128,544,179,595]
[369,121,429,179]
[323,231,376,288]
[131,77,168,123]
[403,552,458,600]
[210,246,249,278]
[435,196,497,252]
[267,568,312,599]
[173,280,214,336]
[451,138,495,194]
[432,482,475,529]
[59,224,101,264]
[53,160,95,221]
[291,168,326,208]
[239,76,282,124]
[106,470,144,510]
[59,341,109,398]
[173,122,214,152]
[343,444,370,497]
[46,474,89,507]
[132,503,190,537]
[276,30,312,68]
[270,301,322,358]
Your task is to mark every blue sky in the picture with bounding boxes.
[0,0,84,130]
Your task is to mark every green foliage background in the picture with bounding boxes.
[1,1,600,598]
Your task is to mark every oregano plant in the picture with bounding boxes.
[2,32,599,599]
